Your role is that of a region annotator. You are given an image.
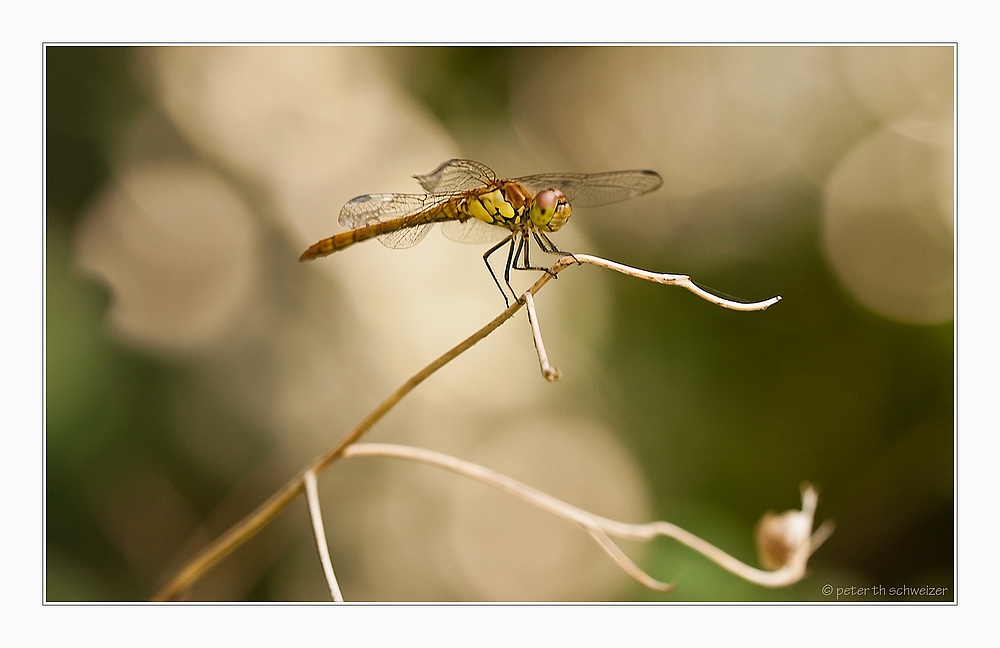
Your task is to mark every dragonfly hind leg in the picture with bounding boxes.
[483,234,515,307]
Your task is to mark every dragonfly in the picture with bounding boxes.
[300,159,664,304]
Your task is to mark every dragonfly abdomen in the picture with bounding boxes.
[299,199,465,261]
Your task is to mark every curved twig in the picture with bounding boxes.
[303,470,343,602]
[341,443,829,592]
[570,254,781,312]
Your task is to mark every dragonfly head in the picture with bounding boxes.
[528,189,571,232]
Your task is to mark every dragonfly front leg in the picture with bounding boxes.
[533,231,580,266]
[483,234,515,307]
[513,231,559,279]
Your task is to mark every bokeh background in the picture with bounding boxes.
[46,45,954,602]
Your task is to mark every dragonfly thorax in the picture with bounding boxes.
[464,180,532,230]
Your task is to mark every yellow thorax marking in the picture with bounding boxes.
[468,188,519,226]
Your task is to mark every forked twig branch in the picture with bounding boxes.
[585,525,674,593]
[341,443,830,592]
[152,254,780,601]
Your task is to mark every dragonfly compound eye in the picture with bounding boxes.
[529,189,571,231]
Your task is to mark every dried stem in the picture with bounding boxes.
[584,525,675,593]
[303,470,343,602]
[592,497,835,588]
[522,291,561,381]
[152,254,780,601]
[342,443,829,592]
[571,254,781,312]
[152,269,543,601]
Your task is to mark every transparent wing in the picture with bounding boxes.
[514,170,663,208]
[412,159,498,193]
[338,192,450,250]
[375,223,435,249]
[338,192,447,227]
[440,217,511,245]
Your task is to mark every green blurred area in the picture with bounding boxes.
[45,46,953,602]
[607,209,953,600]
[46,47,268,600]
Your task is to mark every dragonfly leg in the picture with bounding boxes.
[535,231,580,265]
[506,235,524,302]
[484,234,514,307]
[514,232,558,279]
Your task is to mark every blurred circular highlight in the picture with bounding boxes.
[822,120,953,325]
[75,162,258,353]
[445,418,650,600]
